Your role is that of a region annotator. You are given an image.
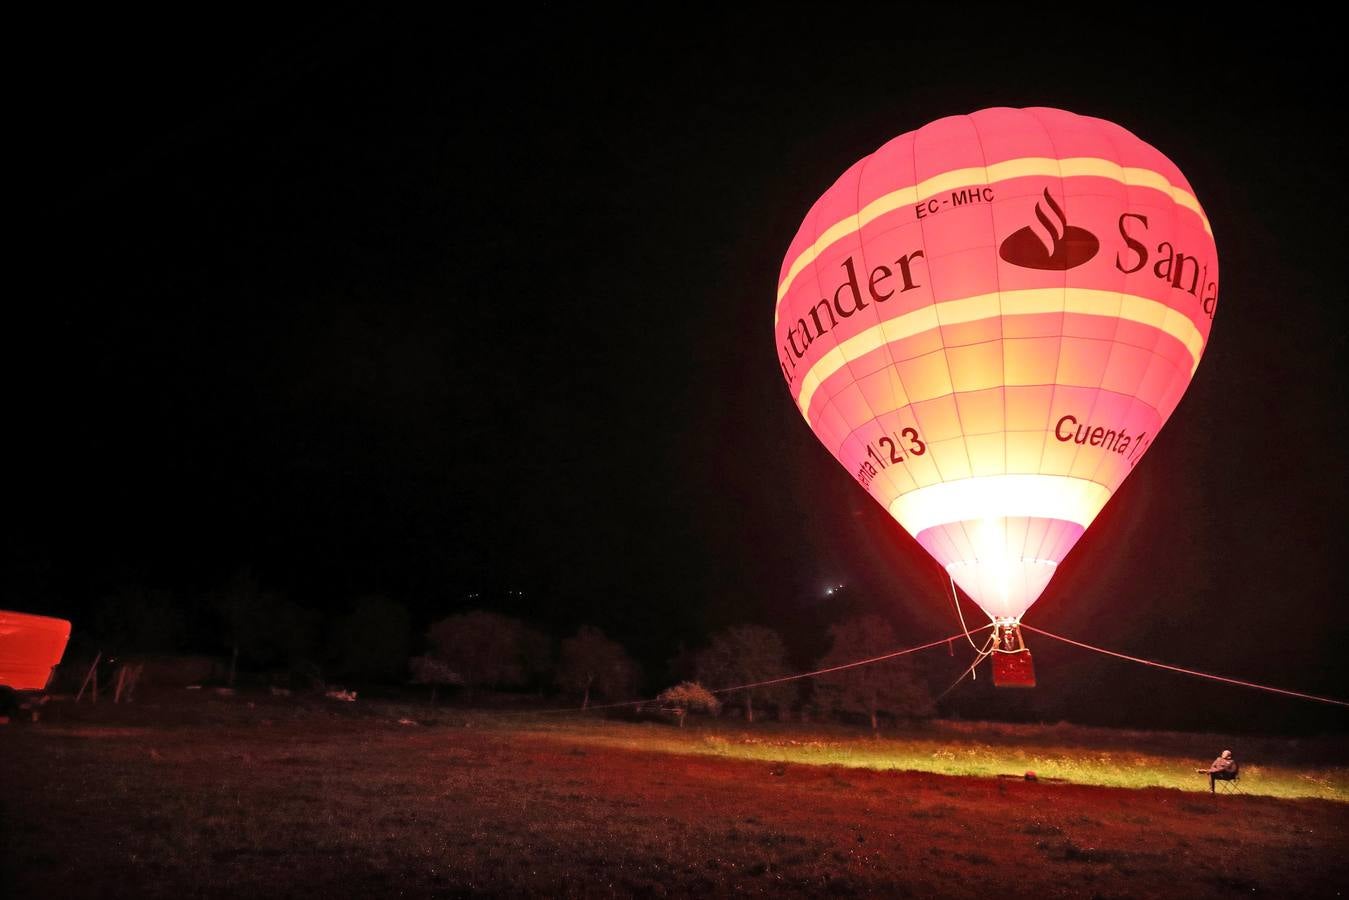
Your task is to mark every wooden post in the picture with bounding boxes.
[75,651,102,704]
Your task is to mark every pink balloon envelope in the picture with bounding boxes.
[775,107,1217,624]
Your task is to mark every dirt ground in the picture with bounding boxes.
[2,699,1345,898]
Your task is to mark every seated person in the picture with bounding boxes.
[1196,749,1238,792]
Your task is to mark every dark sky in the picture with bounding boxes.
[10,11,1347,733]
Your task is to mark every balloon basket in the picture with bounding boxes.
[993,649,1036,687]
[992,622,1036,688]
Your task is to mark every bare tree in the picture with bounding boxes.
[409,655,463,704]
[556,626,638,709]
[656,681,720,728]
[815,615,933,735]
[695,625,791,723]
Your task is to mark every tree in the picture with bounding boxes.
[425,610,543,696]
[210,569,317,684]
[815,616,933,735]
[329,595,410,681]
[556,626,638,709]
[93,586,184,652]
[409,655,463,704]
[695,625,791,723]
[211,569,265,685]
[518,624,555,693]
[656,681,720,728]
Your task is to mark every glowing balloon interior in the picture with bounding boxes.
[776,108,1217,623]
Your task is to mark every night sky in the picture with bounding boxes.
[11,12,1346,733]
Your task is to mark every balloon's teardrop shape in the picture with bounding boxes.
[775,108,1217,622]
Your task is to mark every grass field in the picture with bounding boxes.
[2,695,1346,897]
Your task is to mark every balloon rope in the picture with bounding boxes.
[947,571,985,653]
[522,625,995,715]
[934,634,997,705]
[708,624,994,696]
[1021,624,1349,709]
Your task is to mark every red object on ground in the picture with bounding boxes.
[0,610,72,691]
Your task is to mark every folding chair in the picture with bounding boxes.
[1215,771,1242,795]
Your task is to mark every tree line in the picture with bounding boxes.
[414,612,933,732]
[82,577,935,732]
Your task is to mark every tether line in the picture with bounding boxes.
[1022,624,1349,709]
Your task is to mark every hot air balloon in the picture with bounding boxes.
[775,108,1217,684]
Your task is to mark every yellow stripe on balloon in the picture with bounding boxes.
[773,156,1212,325]
[793,288,1205,420]
[888,473,1114,534]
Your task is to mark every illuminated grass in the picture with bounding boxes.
[5,697,1346,898]
[496,714,1349,802]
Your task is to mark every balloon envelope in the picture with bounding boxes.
[0,610,72,692]
[776,108,1217,622]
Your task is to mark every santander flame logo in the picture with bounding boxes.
[998,187,1099,271]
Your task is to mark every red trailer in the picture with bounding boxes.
[0,610,72,721]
